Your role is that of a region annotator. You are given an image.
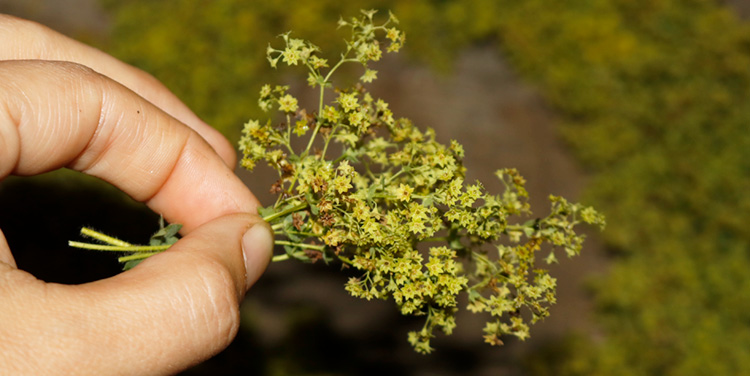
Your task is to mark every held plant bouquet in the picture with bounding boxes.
[72,10,604,353]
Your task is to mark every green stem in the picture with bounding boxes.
[337,255,354,266]
[277,230,323,238]
[319,123,341,159]
[505,224,533,232]
[118,252,161,262]
[263,201,309,223]
[80,228,133,247]
[272,254,290,262]
[276,240,326,250]
[303,57,354,156]
[68,241,171,252]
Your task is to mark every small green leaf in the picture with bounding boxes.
[150,223,182,246]
[123,259,144,271]
[258,206,276,218]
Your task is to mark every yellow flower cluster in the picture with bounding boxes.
[238,10,605,354]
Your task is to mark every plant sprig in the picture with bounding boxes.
[71,9,604,354]
[70,219,181,271]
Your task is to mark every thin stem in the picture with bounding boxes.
[262,201,309,223]
[319,123,342,159]
[118,252,161,262]
[303,57,354,156]
[80,228,132,247]
[505,224,533,232]
[286,113,292,144]
[272,254,290,262]
[68,241,171,252]
[276,240,326,251]
[337,255,354,266]
[469,278,493,291]
[277,230,322,238]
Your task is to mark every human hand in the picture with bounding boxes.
[0,14,272,375]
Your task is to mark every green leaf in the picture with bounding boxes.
[150,223,182,246]
[468,288,482,302]
[258,206,276,218]
[123,259,144,271]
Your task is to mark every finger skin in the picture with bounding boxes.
[0,59,272,374]
[0,13,236,166]
[0,60,259,231]
[0,214,271,375]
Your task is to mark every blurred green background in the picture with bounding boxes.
[1,0,750,374]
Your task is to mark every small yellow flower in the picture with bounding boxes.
[322,105,341,123]
[259,84,272,98]
[278,94,298,113]
[338,92,359,113]
[337,160,355,176]
[396,183,414,202]
[240,158,256,171]
[360,69,378,83]
[386,27,400,42]
[282,48,301,65]
[348,110,365,128]
[310,55,328,69]
[294,119,308,136]
[332,175,352,194]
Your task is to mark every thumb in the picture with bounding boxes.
[0,213,273,375]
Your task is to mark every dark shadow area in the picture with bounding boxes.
[0,172,159,284]
[183,252,531,376]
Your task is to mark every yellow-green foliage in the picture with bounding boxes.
[100,0,497,139]
[102,0,750,373]
[492,1,750,374]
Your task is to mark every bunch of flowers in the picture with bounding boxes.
[239,10,604,353]
[73,10,604,353]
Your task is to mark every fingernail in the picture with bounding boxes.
[241,222,274,290]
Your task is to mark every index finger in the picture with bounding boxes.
[0,13,237,166]
[0,60,259,231]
